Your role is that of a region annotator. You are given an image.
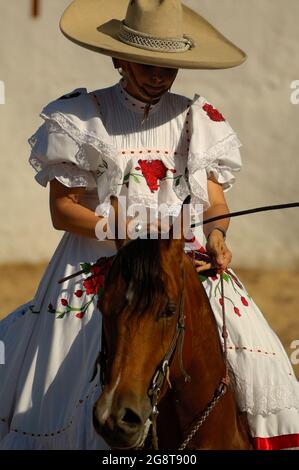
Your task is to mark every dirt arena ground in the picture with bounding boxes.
[0,263,298,378]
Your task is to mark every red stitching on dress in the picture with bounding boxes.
[118,148,183,157]
[228,346,276,356]
[5,383,99,438]
[183,100,193,155]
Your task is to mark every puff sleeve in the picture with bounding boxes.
[187,94,242,210]
[28,88,119,191]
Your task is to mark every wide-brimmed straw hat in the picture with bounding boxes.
[60,0,246,69]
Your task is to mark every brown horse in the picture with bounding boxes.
[92,201,253,450]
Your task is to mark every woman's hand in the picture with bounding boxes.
[193,177,232,273]
[206,229,232,271]
[192,230,232,273]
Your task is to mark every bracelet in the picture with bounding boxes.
[206,226,227,241]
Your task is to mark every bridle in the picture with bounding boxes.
[95,239,231,451]
[147,266,190,450]
[145,263,230,451]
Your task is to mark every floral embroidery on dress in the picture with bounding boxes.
[136,160,168,192]
[96,158,108,177]
[30,247,249,320]
[202,103,225,122]
[122,159,182,192]
[187,247,250,317]
[46,257,115,319]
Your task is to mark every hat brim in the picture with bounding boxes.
[60,0,247,70]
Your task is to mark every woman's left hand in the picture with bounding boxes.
[206,230,232,271]
[193,230,232,273]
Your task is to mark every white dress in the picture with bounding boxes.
[0,81,298,450]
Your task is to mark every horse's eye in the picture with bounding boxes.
[161,302,177,318]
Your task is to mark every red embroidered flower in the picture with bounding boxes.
[91,265,101,275]
[138,160,168,192]
[83,274,105,295]
[241,297,249,307]
[61,298,68,306]
[203,103,225,122]
[75,289,83,298]
[234,307,241,317]
[76,312,86,319]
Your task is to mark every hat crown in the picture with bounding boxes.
[125,0,183,38]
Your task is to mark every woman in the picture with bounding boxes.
[0,0,298,450]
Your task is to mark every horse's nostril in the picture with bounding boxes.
[121,408,142,427]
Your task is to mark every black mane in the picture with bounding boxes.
[107,239,167,315]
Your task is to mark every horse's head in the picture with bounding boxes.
[93,198,189,449]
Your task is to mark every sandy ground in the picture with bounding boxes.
[0,263,298,378]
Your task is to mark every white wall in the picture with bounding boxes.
[0,0,299,267]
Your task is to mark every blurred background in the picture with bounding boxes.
[0,0,298,376]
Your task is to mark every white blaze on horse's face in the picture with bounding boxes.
[100,373,121,422]
[126,280,135,305]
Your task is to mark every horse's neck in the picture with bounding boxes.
[183,257,225,382]
[160,257,252,449]
[171,257,228,415]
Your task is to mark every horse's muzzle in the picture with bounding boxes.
[93,399,150,449]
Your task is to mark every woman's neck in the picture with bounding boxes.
[121,79,162,105]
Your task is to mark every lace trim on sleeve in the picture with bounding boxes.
[28,108,123,197]
[38,112,117,172]
[188,133,242,172]
[34,162,97,189]
[186,133,242,207]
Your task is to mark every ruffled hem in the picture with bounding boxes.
[188,133,242,200]
[28,93,121,194]
[189,134,242,171]
[226,350,299,416]
[38,111,116,172]
[30,162,97,189]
